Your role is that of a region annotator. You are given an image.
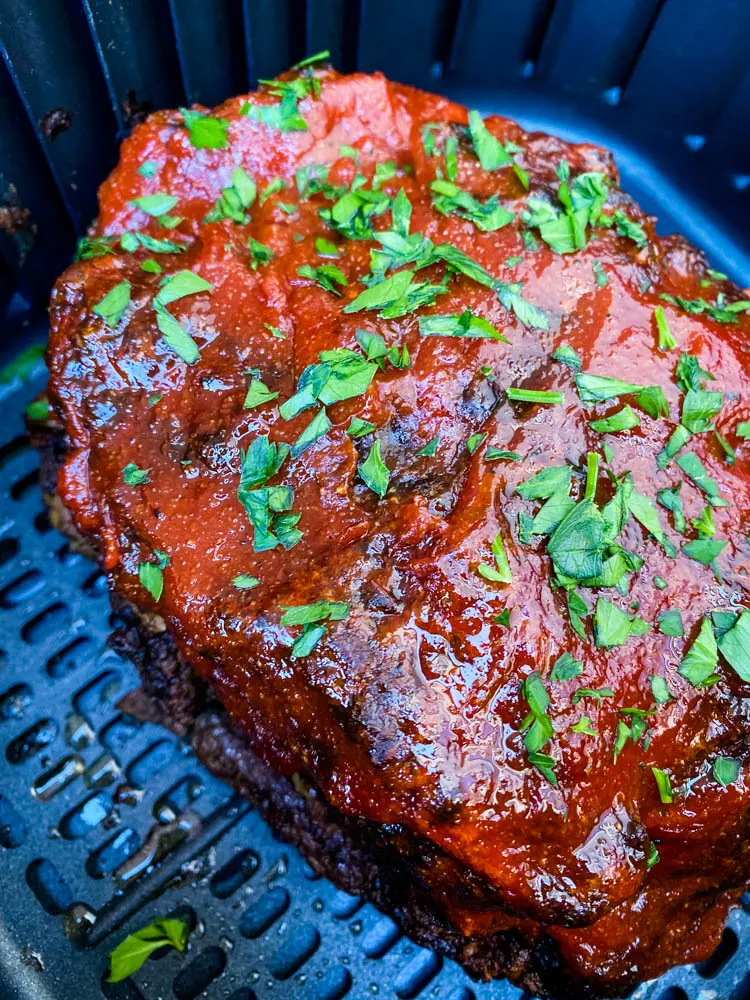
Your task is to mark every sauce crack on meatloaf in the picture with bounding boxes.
[31,57,750,998]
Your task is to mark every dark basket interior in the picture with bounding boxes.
[0,2,749,999]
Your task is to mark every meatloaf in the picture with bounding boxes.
[33,60,750,997]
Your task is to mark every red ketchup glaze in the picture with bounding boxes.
[45,68,750,992]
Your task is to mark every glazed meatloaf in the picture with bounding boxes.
[33,60,750,998]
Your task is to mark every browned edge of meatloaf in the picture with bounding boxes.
[29,418,729,1000]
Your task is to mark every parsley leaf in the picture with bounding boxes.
[297,263,347,295]
[248,237,273,268]
[713,757,740,786]
[154,303,200,364]
[654,305,676,351]
[139,561,164,601]
[657,609,684,637]
[430,179,514,232]
[244,377,278,409]
[107,918,188,983]
[155,270,212,306]
[549,652,583,682]
[589,405,640,433]
[205,167,256,223]
[291,408,331,457]
[676,452,729,507]
[507,387,564,405]
[652,767,674,804]
[132,193,179,217]
[358,440,390,498]
[547,500,604,580]
[650,675,672,704]
[123,463,149,486]
[419,309,508,341]
[552,345,582,370]
[180,108,229,149]
[93,281,131,327]
[242,91,308,132]
[594,597,650,648]
[717,610,750,682]
[679,617,719,686]
[233,574,260,589]
[477,532,513,584]
[347,416,375,438]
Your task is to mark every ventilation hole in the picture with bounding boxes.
[46,637,93,678]
[313,966,352,1000]
[153,776,204,822]
[227,991,257,1000]
[360,915,401,958]
[26,858,73,914]
[127,740,176,786]
[86,828,141,878]
[0,569,46,607]
[239,886,290,939]
[394,949,442,998]
[82,568,109,597]
[5,718,58,764]
[327,888,363,919]
[172,946,227,1000]
[0,536,19,566]
[742,891,750,913]
[657,989,688,1000]
[56,541,85,566]
[268,923,320,980]
[32,754,84,800]
[302,860,322,880]
[59,792,111,839]
[0,435,31,470]
[0,682,34,721]
[74,671,122,715]
[446,990,476,1000]
[210,849,260,898]
[10,468,40,501]
[0,793,27,847]
[695,927,738,978]
[21,601,71,644]
[101,975,146,998]
[33,509,51,534]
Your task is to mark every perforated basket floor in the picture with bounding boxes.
[0,370,748,1000]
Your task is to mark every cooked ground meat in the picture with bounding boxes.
[33,62,750,997]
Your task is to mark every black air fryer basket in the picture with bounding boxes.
[0,2,748,999]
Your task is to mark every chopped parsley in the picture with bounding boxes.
[244,376,278,409]
[466,432,487,455]
[654,305,676,351]
[592,261,609,287]
[652,767,674,804]
[594,598,649,648]
[419,309,508,341]
[520,672,557,784]
[506,387,564,405]
[430,179,514,232]
[717,611,750,682]
[713,757,740,786]
[280,599,350,658]
[138,561,164,601]
[291,408,331,457]
[236,436,301,552]
[657,609,684,637]
[107,917,188,984]
[549,652,583,682]
[485,447,521,462]
[233,574,260,590]
[180,108,229,149]
[679,617,719,686]
[589,405,640,433]
[248,237,274,268]
[205,167,256,223]
[552,345,582,370]
[131,192,179,217]
[296,263,347,294]
[650,675,672,704]
[358,440,390,498]
[477,532,513,584]
[93,280,131,327]
[347,416,375,438]
[123,463,149,486]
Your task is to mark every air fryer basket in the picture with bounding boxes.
[0,2,749,999]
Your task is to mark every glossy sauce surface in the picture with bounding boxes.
[46,69,750,992]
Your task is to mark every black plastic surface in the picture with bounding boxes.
[0,2,749,999]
